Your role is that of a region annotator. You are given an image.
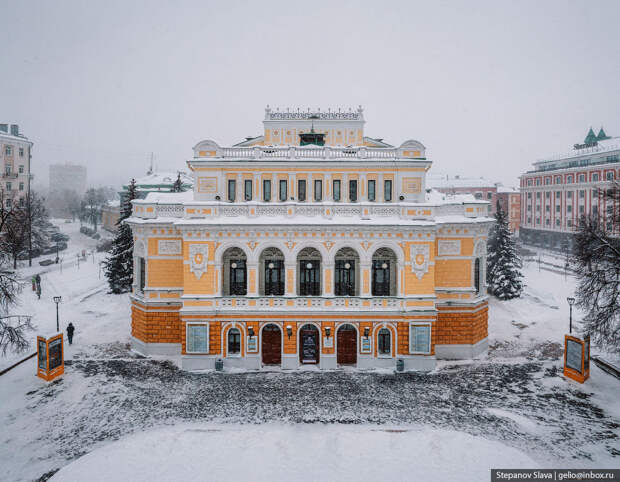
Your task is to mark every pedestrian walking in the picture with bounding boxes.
[66,323,75,345]
[35,273,41,291]
[36,284,41,300]
[31,276,36,291]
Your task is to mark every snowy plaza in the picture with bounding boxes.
[0,221,618,481]
[2,2,620,481]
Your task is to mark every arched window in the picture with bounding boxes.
[474,258,481,294]
[297,247,321,296]
[378,328,391,355]
[259,247,285,296]
[372,248,397,296]
[222,247,247,296]
[334,247,359,296]
[227,328,241,355]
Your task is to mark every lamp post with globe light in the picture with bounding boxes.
[567,297,575,334]
[53,296,62,332]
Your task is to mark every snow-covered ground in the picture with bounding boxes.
[0,224,618,482]
[52,424,536,482]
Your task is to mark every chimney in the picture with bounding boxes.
[0,124,7,133]
[10,124,19,136]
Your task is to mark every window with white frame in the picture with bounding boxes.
[409,324,431,354]
[606,172,614,181]
[186,323,209,353]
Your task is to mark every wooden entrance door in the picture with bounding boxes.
[337,324,357,365]
[261,324,281,365]
[299,325,319,364]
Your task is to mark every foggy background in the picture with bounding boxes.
[1,0,619,191]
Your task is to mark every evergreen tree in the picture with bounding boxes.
[171,172,184,193]
[486,201,523,300]
[104,179,137,293]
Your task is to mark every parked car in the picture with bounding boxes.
[51,232,70,242]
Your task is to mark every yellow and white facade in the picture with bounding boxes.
[127,107,493,371]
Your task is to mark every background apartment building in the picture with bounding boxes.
[520,128,619,248]
[496,186,520,234]
[427,174,498,215]
[48,163,88,217]
[0,124,32,209]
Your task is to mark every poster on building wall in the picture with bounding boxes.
[324,337,333,348]
[361,337,371,353]
[247,336,257,353]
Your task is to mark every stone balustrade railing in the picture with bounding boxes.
[194,145,422,160]
[133,200,487,221]
[215,296,404,311]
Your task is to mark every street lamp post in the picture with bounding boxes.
[567,297,575,334]
[53,296,62,332]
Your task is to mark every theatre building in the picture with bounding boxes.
[127,107,493,371]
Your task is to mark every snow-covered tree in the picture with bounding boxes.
[104,179,137,294]
[486,201,523,300]
[574,181,620,350]
[171,172,184,193]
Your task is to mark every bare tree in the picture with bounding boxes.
[0,316,34,356]
[1,208,28,269]
[24,191,49,267]
[573,180,620,351]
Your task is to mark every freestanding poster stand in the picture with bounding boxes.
[37,333,64,381]
[563,334,590,383]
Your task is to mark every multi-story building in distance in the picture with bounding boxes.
[427,174,498,216]
[520,128,619,248]
[496,186,520,234]
[126,107,493,371]
[0,124,32,209]
[48,163,88,216]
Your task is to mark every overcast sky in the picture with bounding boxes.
[2,0,619,191]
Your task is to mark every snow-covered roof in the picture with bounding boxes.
[427,175,496,189]
[496,186,519,194]
[133,171,193,188]
[535,136,620,165]
[143,191,194,203]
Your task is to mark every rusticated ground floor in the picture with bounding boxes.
[131,299,488,371]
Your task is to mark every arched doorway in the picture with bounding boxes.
[371,248,397,296]
[222,247,247,296]
[261,324,281,365]
[337,324,357,365]
[334,247,360,296]
[299,324,320,364]
[297,247,321,296]
[259,247,285,296]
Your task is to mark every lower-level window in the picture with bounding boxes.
[187,324,209,353]
[228,328,241,355]
[378,328,391,355]
[410,324,431,354]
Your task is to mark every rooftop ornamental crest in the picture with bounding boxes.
[265,105,364,121]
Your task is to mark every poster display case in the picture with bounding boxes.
[563,334,590,383]
[37,333,64,382]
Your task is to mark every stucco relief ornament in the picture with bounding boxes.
[474,240,487,256]
[189,244,209,280]
[410,244,430,280]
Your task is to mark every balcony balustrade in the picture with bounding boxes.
[215,296,405,311]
